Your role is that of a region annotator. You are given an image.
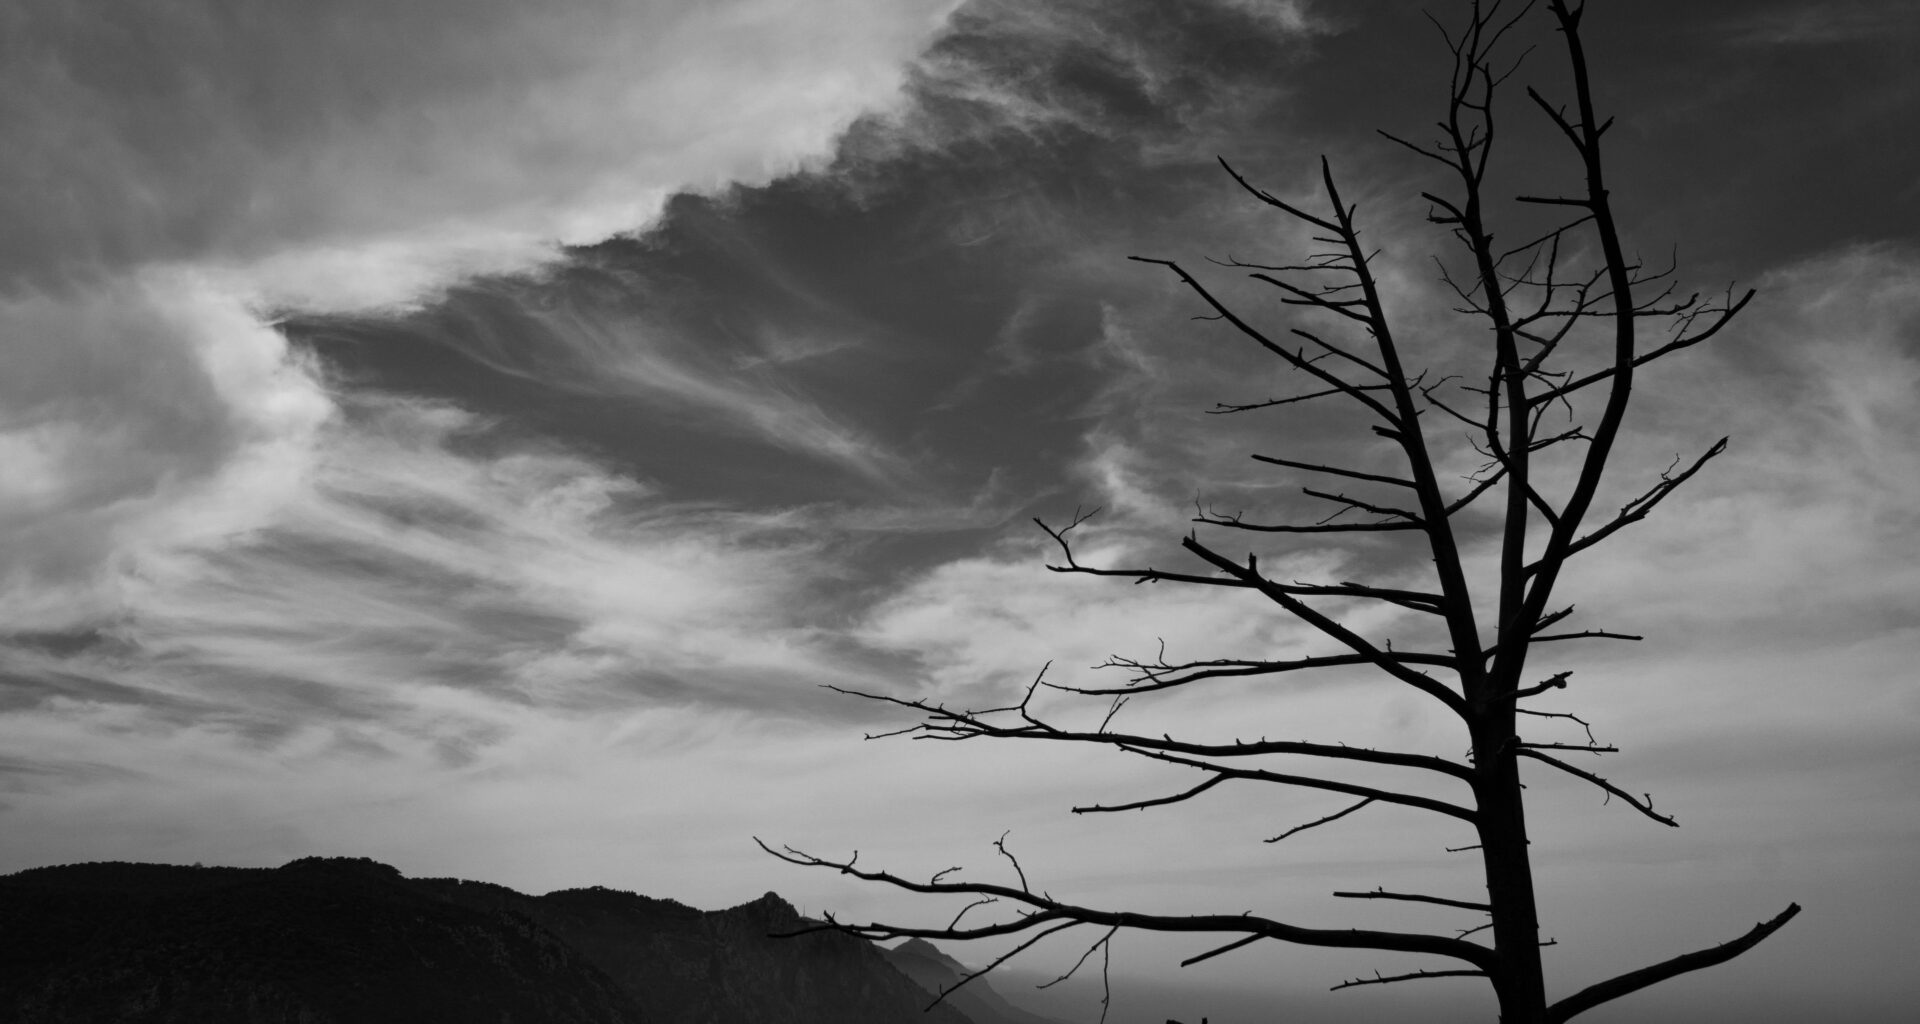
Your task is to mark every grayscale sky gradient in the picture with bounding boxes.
[3,1,1916,1021]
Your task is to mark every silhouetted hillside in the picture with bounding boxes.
[413,875,971,1024]
[882,938,1074,1024]
[0,857,1032,1024]
[0,857,635,1023]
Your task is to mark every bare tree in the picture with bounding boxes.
[763,3,1797,1022]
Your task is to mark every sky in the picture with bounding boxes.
[2,0,1917,1021]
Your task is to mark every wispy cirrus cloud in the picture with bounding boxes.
[23,391,903,725]
[1551,244,1920,639]
[2,0,956,298]
[1721,0,1920,46]
[0,271,334,630]
[0,0,955,634]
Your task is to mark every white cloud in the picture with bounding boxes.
[0,0,959,641]
[1549,244,1920,637]
[4,0,956,307]
[121,392,881,713]
[0,273,333,629]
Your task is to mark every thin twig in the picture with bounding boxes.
[1267,798,1374,843]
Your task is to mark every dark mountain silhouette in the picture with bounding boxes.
[0,857,1044,1024]
[0,857,635,1023]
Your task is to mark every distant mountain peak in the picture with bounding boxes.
[727,888,802,921]
[894,936,971,972]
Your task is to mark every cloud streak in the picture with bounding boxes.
[2,0,954,297]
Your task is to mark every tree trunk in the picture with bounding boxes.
[1477,715,1546,1024]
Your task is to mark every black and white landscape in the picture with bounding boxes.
[3,1,1917,1021]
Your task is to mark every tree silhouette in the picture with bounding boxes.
[764,3,1798,1022]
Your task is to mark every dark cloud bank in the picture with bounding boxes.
[292,0,1316,511]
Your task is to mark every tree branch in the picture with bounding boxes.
[1037,924,1119,1024]
[1505,670,1572,701]
[1267,797,1374,843]
[1301,487,1423,524]
[1217,156,1343,233]
[1516,748,1677,826]
[1214,383,1392,414]
[1529,629,1642,645]
[1251,453,1418,488]
[1525,438,1727,576]
[923,919,1083,1012]
[1332,968,1489,991]
[1110,746,1479,823]
[1528,290,1754,406]
[1332,888,1491,913]
[1075,774,1231,814]
[1129,256,1403,426]
[1181,932,1263,967]
[1192,509,1425,534]
[1182,537,1470,716]
[1060,650,1456,696]
[829,684,1478,782]
[1546,904,1802,1023]
[756,840,1500,969]
[1037,514,1433,607]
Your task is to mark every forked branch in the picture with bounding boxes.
[826,683,1476,781]
[1528,290,1755,406]
[1062,650,1456,696]
[1128,256,1402,426]
[1104,745,1478,823]
[1181,536,1470,717]
[1526,438,1728,577]
[755,840,1500,970]
[1034,512,1444,613]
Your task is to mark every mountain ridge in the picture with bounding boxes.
[0,856,1054,1024]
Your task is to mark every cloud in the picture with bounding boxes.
[0,0,973,743]
[3,0,955,305]
[318,258,920,487]
[1551,244,1920,638]
[0,0,1340,801]
[0,379,988,877]
[0,272,333,630]
[1,0,973,636]
[1722,1,1920,46]
[130,393,900,714]
[250,0,1341,517]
